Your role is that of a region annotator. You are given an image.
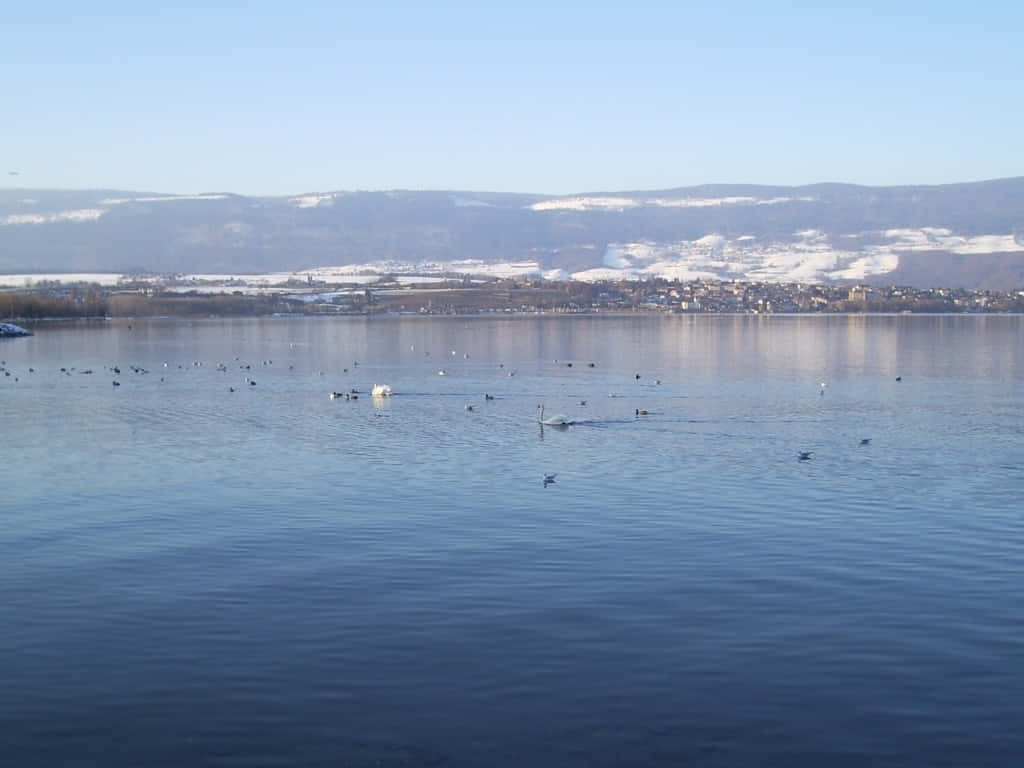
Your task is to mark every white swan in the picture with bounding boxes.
[371,384,392,397]
[537,404,572,426]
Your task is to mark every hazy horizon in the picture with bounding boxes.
[4,173,1024,200]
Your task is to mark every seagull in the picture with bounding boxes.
[798,451,813,461]
[543,473,557,487]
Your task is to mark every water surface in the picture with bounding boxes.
[2,315,1023,766]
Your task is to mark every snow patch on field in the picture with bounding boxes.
[883,228,1024,254]
[530,195,815,212]
[568,230,902,283]
[290,193,336,208]
[1,209,107,225]
[530,196,639,212]
[100,194,228,205]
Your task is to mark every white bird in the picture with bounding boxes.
[371,384,392,397]
[537,405,572,426]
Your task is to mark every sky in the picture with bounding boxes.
[2,0,1022,196]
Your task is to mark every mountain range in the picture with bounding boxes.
[2,178,1023,289]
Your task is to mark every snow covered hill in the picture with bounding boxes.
[1,179,1023,288]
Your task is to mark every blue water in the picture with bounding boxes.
[2,315,1023,766]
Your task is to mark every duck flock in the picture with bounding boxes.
[2,329,896,485]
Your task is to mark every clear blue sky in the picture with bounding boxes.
[3,1,1022,195]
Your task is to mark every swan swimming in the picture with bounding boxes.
[371,384,392,397]
[537,405,572,426]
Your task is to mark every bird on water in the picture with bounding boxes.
[537,405,572,426]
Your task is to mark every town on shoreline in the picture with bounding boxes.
[3,276,1024,320]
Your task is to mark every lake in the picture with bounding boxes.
[2,314,1023,767]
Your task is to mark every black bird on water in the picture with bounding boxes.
[860,438,871,445]
[798,451,813,461]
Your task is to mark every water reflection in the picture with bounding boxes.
[2,314,1024,767]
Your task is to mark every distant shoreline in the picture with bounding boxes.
[6,311,1024,327]
[4,277,1023,318]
